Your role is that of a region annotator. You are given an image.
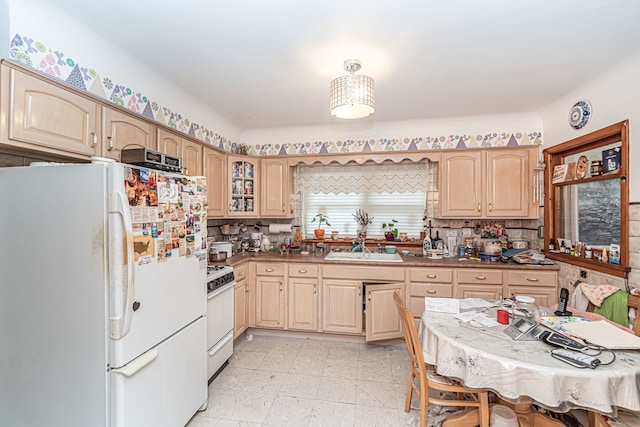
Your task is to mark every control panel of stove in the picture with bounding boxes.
[207,265,235,294]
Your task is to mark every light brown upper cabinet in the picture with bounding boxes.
[157,128,182,159]
[102,107,155,161]
[227,155,259,217]
[543,120,629,278]
[204,146,227,218]
[182,139,203,176]
[1,63,101,159]
[260,157,290,217]
[439,146,538,219]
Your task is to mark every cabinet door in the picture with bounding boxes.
[440,151,482,217]
[288,278,318,331]
[5,66,100,158]
[228,156,259,217]
[255,276,285,328]
[365,283,404,342]
[322,280,362,334]
[103,107,155,160]
[203,147,227,218]
[182,139,203,176]
[157,128,182,158]
[486,150,530,217]
[234,279,247,339]
[260,158,289,217]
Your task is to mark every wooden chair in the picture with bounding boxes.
[393,290,490,427]
[627,294,640,336]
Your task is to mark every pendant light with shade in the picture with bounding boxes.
[329,59,375,119]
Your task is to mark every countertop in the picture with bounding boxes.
[221,251,560,270]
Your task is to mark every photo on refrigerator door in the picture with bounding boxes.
[125,167,158,207]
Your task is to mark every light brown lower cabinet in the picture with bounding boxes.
[288,278,318,331]
[322,279,362,334]
[234,279,247,339]
[456,269,504,299]
[365,283,404,341]
[255,275,285,328]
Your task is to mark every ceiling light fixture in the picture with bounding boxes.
[330,59,375,119]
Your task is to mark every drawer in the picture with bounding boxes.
[234,263,248,281]
[255,262,285,276]
[409,268,453,283]
[457,269,503,285]
[288,263,319,278]
[410,283,453,298]
[409,291,451,317]
[323,265,404,281]
[507,270,557,287]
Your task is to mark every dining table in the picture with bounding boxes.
[419,306,640,425]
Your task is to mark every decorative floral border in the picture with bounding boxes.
[9,33,542,156]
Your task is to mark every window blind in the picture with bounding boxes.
[296,160,427,237]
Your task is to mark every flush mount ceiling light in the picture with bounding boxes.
[330,59,375,119]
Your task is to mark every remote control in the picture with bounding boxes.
[551,348,600,368]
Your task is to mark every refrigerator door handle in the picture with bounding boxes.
[111,348,158,377]
[109,190,135,340]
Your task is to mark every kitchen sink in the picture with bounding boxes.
[324,251,403,262]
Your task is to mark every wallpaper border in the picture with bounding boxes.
[9,33,542,156]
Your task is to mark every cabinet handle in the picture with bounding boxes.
[474,275,486,280]
[107,136,114,151]
[279,281,283,291]
[266,268,275,272]
[282,204,285,213]
[426,274,437,279]
[477,203,481,212]
[367,291,372,301]
[358,286,362,296]
[298,269,307,274]
[426,290,437,294]
[245,284,249,293]
[90,132,97,148]
[313,284,317,294]
[488,202,493,212]
[526,277,539,282]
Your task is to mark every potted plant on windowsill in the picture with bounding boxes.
[311,213,331,239]
[382,219,399,241]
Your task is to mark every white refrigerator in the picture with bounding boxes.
[0,158,208,427]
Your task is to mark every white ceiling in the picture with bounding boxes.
[46,0,640,130]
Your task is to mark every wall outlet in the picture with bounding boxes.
[446,230,458,237]
[580,270,588,279]
[462,228,472,237]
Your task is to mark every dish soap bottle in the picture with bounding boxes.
[422,234,432,255]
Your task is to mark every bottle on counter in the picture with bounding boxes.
[585,246,592,259]
[422,235,432,255]
[548,240,555,251]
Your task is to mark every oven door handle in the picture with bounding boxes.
[208,331,233,356]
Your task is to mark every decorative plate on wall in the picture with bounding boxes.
[569,100,592,130]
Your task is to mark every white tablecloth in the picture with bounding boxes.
[419,310,640,416]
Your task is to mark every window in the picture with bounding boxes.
[544,120,629,278]
[296,160,427,237]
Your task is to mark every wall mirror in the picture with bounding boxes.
[543,120,629,278]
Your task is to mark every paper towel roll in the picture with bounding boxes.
[269,224,293,233]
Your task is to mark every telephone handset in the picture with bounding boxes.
[537,330,588,351]
[554,287,573,316]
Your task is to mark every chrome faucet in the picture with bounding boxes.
[359,232,370,256]
[377,243,383,253]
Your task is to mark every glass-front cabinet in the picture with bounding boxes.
[543,120,629,278]
[228,156,259,217]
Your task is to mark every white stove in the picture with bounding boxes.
[206,265,235,383]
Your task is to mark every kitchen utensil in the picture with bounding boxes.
[208,251,227,263]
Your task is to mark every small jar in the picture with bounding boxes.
[585,246,592,259]
[590,160,603,177]
[512,295,540,319]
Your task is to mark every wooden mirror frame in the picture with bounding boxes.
[543,120,630,278]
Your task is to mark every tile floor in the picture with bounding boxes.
[186,330,424,427]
